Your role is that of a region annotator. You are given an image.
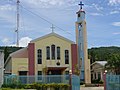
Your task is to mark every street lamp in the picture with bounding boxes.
[105,70,107,73]
[69,70,72,74]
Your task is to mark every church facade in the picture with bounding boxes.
[4,2,91,84]
[5,33,78,76]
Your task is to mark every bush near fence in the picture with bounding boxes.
[2,83,70,90]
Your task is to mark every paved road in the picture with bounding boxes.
[80,87,104,90]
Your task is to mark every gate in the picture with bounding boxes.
[106,74,120,90]
[72,75,80,90]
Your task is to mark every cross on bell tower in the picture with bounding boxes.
[78,1,84,10]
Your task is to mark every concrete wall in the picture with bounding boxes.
[12,58,28,75]
[0,51,4,87]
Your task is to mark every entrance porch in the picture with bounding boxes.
[45,66,67,75]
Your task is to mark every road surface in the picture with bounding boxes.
[80,86,104,90]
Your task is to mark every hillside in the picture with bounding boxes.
[88,46,120,64]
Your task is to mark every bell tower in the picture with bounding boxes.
[76,1,91,84]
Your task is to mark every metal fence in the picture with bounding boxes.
[4,75,70,85]
[106,74,120,90]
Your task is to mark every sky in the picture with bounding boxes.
[0,0,120,48]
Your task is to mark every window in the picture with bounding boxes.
[98,72,101,80]
[57,47,60,59]
[91,74,93,80]
[38,71,42,80]
[51,44,55,60]
[80,43,82,50]
[65,50,69,64]
[65,71,69,75]
[46,46,50,60]
[37,49,42,64]
[78,13,80,17]
[95,73,96,79]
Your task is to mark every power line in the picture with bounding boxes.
[9,0,73,36]
[20,5,73,35]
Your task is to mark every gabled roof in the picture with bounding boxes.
[9,47,28,58]
[31,32,75,44]
[91,61,107,66]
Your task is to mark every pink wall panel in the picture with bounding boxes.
[71,44,78,74]
[28,43,35,75]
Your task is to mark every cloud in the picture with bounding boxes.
[21,0,64,8]
[113,32,120,35]
[2,38,10,44]
[112,22,120,26]
[108,0,120,5]
[92,3,103,11]
[21,0,78,8]
[19,37,32,47]
[1,36,32,47]
[110,10,120,14]
[90,13,103,16]
[0,4,15,11]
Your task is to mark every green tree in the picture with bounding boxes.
[105,54,120,75]
[4,47,9,63]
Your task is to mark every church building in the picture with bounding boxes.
[5,33,78,76]
[4,1,91,84]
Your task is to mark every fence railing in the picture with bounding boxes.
[4,75,70,85]
[106,74,120,90]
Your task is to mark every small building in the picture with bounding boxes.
[91,61,107,81]
[0,50,4,87]
[4,33,78,77]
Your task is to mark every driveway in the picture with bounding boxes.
[80,86,104,90]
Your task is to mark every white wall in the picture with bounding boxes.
[0,51,4,87]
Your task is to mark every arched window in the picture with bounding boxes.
[51,44,55,60]
[57,47,60,59]
[37,49,42,64]
[65,50,69,64]
[46,46,50,60]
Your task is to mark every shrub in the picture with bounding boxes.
[2,83,69,90]
[2,83,24,89]
[99,80,103,84]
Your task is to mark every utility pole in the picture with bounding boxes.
[15,0,20,47]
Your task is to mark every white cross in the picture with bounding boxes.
[51,24,55,33]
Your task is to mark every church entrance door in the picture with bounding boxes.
[48,70,61,75]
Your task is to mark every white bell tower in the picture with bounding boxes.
[76,1,91,84]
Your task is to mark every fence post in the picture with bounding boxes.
[69,70,72,90]
[104,70,107,90]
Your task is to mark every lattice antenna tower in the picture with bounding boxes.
[15,0,20,47]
